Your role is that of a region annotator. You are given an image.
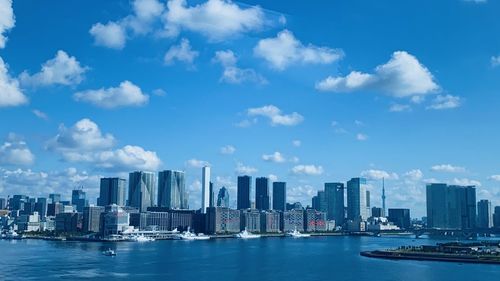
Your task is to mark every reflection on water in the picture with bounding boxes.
[1,236,499,281]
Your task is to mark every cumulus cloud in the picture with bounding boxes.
[90,21,127,49]
[452,178,481,187]
[46,118,161,171]
[247,105,304,126]
[186,158,210,168]
[262,151,286,163]
[287,184,317,204]
[32,109,48,120]
[254,30,343,70]
[431,164,466,173]
[389,104,411,112]
[268,174,278,182]
[404,169,423,181]
[356,133,368,141]
[361,169,399,180]
[0,134,35,166]
[74,80,149,108]
[291,164,323,176]
[488,175,500,181]
[316,51,439,98]
[0,57,27,107]
[162,0,265,40]
[164,38,199,66]
[213,50,266,84]
[220,145,236,155]
[19,50,88,87]
[235,162,257,175]
[426,94,461,110]
[0,0,15,49]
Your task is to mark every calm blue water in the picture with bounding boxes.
[1,236,499,280]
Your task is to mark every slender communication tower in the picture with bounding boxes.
[382,178,386,217]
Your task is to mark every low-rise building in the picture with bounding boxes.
[283,209,304,232]
[260,210,280,233]
[206,207,240,234]
[241,209,261,232]
[55,212,81,233]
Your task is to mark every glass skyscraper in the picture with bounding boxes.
[216,186,230,208]
[71,188,88,212]
[255,177,270,210]
[325,182,345,224]
[272,182,286,211]
[347,178,369,221]
[157,170,188,209]
[128,171,157,212]
[98,178,127,206]
[237,175,252,210]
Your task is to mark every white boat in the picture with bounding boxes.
[286,229,311,238]
[102,249,116,256]
[178,228,210,240]
[127,235,155,242]
[4,228,22,240]
[235,229,261,239]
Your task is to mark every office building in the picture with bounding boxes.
[201,166,211,213]
[312,190,326,212]
[17,212,40,232]
[206,207,240,234]
[83,206,104,233]
[55,212,81,233]
[371,207,384,218]
[272,182,286,211]
[209,182,215,208]
[0,198,6,209]
[128,171,156,212]
[283,209,304,232]
[325,182,345,225]
[71,189,88,212]
[100,205,130,236]
[157,170,188,209]
[49,193,61,204]
[388,208,411,229]
[305,209,327,232]
[9,195,28,211]
[494,206,500,228]
[237,176,252,210]
[426,184,476,230]
[34,197,48,218]
[47,202,64,217]
[255,177,270,210]
[347,178,369,221]
[260,211,281,233]
[241,209,261,232]
[217,186,230,208]
[98,178,127,206]
[477,200,493,229]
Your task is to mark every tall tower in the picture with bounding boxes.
[382,178,386,217]
[201,166,211,213]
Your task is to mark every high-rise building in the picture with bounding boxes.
[100,204,130,236]
[35,197,48,218]
[49,193,61,204]
[477,199,493,229]
[157,170,188,209]
[347,178,369,221]
[71,188,88,212]
[201,166,211,213]
[209,182,215,208]
[325,182,345,225]
[98,178,126,206]
[83,206,104,233]
[217,186,230,208]
[9,195,28,211]
[128,171,156,212]
[426,183,476,230]
[371,207,384,218]
[272,182,286,211]
[255,177,270,210]
[494,206,500,229]
[388,208,411,229]
[0,198,6,209]
[237,176,252,210]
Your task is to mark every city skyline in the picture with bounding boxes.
[1,0,500,218]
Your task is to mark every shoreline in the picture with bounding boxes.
[360,250,500,265]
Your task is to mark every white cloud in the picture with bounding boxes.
[213,50,266,84]
[162,0,265,40]
[32,109,48,120]
[291,164,323,176]
[426,94,461,110]
[287,184,317,204]
[491,55,500,67]
[464,0,487,3]
[262,151,286,163]
[47,119,161,171]
[220,145,236,155]
[289,156,299,163]
[356,133,368,141]
[235,162,257,175]
[186,158,210,168]
[89,21,127,49]
[0,134,35,166]
[268,174,278,182]
[404,169,423,181]
[292,140,301,147]
[254,30,343,70]
[74,80,149,108]
[431,164,466,173]
[127,0,164,35]
[316,51,439,98]
[0,0,15,49]
[452,178,481,187]
[488,175,500,181]
[389,104,411,112]
[164,38,199,66]
[247,105,304,126]
[0,57,27,107]
[19,50,88,87]
[361,169,399,180]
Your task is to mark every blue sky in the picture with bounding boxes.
[1,0,500,217]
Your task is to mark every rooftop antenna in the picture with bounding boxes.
[382,177,386,217]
